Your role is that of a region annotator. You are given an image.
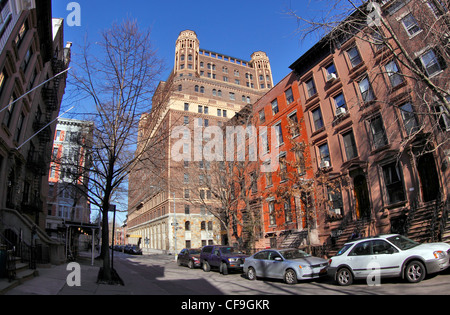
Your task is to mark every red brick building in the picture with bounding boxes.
[234,0,449,255]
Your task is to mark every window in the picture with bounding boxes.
[15,112,25,143]
[399,102,418,135]
[184,103,189,111]
[333,93,347,111]
[284,199,292,223]
[184,205,190,215]
[359,76,375,103]
[266,172,273,186]
[217,109,221,116]
[3,93,16,128]
[183,116,189,125]
[271,99,279,115]
[372,31,385,51]
[369,115,388,149]
[229,92,235,100]
[279,154,287,181]
[327,184,343,214]
[401,13,421,37]
[385,60,403,88]
[325,63,338,80]
[349,241,371,256]
[184,173,189,184]
[269,202,276,226]
[372,240,397,254]
[419,49,444,77]
[312,107,324,131]
[259,110,265,123]
[288,112,300,137]
[222,110,227,117]
[382,162,405,204]
[305,78,317,98]
[204,106,208,114]
[285,87,294,104]
[347,46,362,67]
[274,123,283,145]
[342,130,358,160]
[198,105,203,113]
[14,21,28,47]
[318,143,331,168]
[184,189,190,198]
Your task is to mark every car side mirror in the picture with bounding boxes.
[274,257,283,261]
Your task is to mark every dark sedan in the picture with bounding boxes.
[177,248,202,269]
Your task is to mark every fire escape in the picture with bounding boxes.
[24,57,65,217]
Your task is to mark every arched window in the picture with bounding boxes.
[185,221,190,231]
[201,221,206,230]
[195,85,199,92]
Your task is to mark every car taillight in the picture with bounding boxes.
[328,259,332,265]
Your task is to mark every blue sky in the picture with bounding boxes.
[51,0,321,224]
[52,0,321,85]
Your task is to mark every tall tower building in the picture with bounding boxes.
[127,30,272,254]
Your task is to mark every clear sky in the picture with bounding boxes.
[50,0,321,224]
[52,0,321,85]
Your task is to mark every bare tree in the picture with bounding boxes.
[287,0,450,154]
[66,18,169,281]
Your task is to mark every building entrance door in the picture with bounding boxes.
[353,174,370,219]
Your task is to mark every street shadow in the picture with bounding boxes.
[115,257,224,295]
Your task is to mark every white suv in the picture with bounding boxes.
[328,234,450,286]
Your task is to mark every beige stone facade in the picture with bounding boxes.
[127,30,272,253]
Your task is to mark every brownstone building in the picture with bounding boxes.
[127,30,273,253]
[286,0,449,255]
[0,0,71,265]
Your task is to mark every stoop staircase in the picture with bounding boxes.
[327,219,372,257]
[406,200,447,244]
[280,230,308,248]
[0,254,39,295]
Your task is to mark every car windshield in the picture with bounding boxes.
[189,249,201,255]
[220,247,240,255]
[280,249,311,259]
[387,235,419,250]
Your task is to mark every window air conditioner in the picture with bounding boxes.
[326,73,337,82]
[320,160,330,169]
[335,107,346,116]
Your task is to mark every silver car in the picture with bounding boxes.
[243,248,329,284]
[328,234,450,286]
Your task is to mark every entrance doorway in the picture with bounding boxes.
[416,153,440,202]
[353,174,371,219]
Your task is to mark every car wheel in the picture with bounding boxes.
[336,267,353,286]
[405,260,426,283]
[188,260,194,269]
[284,269,298,284]
[220,262,228,275]
[247,267,257,281]
[177,258,182,266]
[202,261,210,272]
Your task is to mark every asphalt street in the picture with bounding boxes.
[112,251,450,295]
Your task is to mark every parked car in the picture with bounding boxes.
[243,248,328,284]
[328,234,450,286]
[124,244,142,255]
[200,245,248,275]
[177,248,201,269]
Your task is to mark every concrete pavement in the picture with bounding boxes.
[3,251,134,295]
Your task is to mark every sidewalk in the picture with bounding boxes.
[4,251,133,295]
